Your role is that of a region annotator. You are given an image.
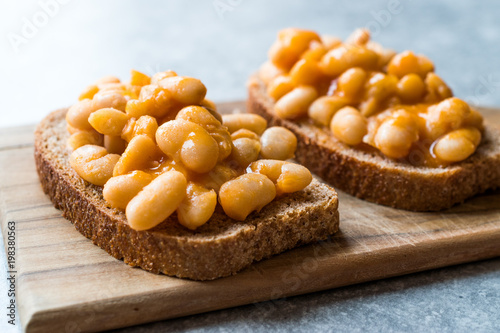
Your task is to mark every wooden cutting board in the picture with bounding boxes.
[1,102,500,333]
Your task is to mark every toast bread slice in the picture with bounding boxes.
[248,76,500,211]
[34,108,339,280]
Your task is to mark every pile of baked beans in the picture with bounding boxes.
[260,28,484,166]
[66,70,312,230]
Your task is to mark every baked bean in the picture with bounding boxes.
[289,59,324,86]
[275,86,318,119]
[231,138,261,167]
[267,75,295,101]
[104,135,127,154]
[147,158,189,178]
[346,28,370,45]
[66,99,95,131]
[387,51,434,79]
[276,162,312,194]
[177,182,217,230]
[269,28,321,70]
[308,95,348,126]
[356,74,398,117]
[425,97,470,140]
[70,145,120,186]
[88,108,130,136]
[320,45,379,77]
[150,70,177,84]
[177,105,220,127]
[433,127,481,162]
[84,154,121,186]
[330,107,368,146]
[248,159,312,194]
[337,67,367,99]
[280,28,321,54]
[247,159,281,182]
[67,130,103,151]
[231,129,260,141]
[219,173,276,221]
[397,74,425,103]
[387,51,418,78]
[176,106,232,161]
[170,110,226,164]
[194,162,239,193]
[79,85,99,101]
[222,114,267,135]
[424,73,453,103]
[158,76,207,106]
[121,115,158,142]
[374,110,419,159]
[92,91,127,112]
[126,170,187,231]
[300,40,327,61]
[102,171,154,209]
[113,135,159,176]
[96,83,126,95]
[156,119,219,173]
[365,73,398,101]
[126,84,176,118]
[267,42,295,70]
[99,84,138,101]
[132,115,158,140]
[71,144,107,163]
[95,76,120,85]
[130,69,151,86]
[260,127,297,160]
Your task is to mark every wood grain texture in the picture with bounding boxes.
[1,102,500,333]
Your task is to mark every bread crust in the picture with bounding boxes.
[247,76,500,211]
[34,108,339,280]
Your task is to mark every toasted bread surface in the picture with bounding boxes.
[34,108,339,280]
[248,76,500,211]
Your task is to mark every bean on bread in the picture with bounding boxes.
[247,27,500,211]
[248,76,500,211]
[35,108,340,280]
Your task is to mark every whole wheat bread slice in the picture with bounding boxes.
[248,76,500,211]
[34,108,339,281]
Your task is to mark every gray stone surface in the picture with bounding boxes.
[0,0,499,332]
